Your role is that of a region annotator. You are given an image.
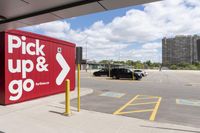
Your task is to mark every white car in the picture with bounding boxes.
[134,70,148,77]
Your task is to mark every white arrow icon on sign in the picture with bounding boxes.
[56,53,70,85]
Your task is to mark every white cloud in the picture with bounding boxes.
[118,48,161,62]
[21,0,200,62]
[38,21,70,32]
[142,42,161,49]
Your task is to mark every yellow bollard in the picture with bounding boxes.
[77,64,81,112]
[64,79,71,116]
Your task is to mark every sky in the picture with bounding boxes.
[21,0,200,62]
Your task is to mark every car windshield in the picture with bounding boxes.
[134,70,142,72]
[127,69,132,73]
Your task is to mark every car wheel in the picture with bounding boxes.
[112,75,116,79]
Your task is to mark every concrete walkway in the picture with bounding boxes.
[0,88,199,133]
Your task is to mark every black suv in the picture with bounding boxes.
[93,69,109,76]
[111,68,142,80]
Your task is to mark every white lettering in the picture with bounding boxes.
[7,34,47,101]
[8,59,34,79]
[9,80,22,101]
[23,79,34,92]
[26,42,35,55]
[8,59,21,73]
[36,40,45,56]
[8,35,21,53]
[22,60,34,79]
[36,56,48,72]
[8,35,45,56]
[21,36,26,54]
[9,79,35,101]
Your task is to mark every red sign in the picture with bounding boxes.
[0,30,75,105]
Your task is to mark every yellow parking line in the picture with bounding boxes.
[137,97,159,100]
[113,95,140,115]
[138,95,159,98]
[117,109,153,115]
[113,95,162,121]
[149,97,162,121]
[138,95,155,97]
[129,102,157,106]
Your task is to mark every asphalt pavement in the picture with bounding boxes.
[0,70,200,132]
[71,70,200,128]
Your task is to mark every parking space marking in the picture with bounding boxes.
[113,95,140,115]
[137,97,159,100]
[100,92,125,98]
[117,109,153,115]
[188,82,200,85]
[113,95,162,121]
[129,102,158,106]
[150,97,162,121]
[176,99,200,107]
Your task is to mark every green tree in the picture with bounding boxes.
[144,60,152,67]
[134,61,144,69]
[99,60,110,64]
[170,65,177,70]
[126,60,134,66]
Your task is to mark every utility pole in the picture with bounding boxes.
[85,40,88,72]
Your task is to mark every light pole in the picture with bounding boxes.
[85,40,88,72]
[118,45,121,61]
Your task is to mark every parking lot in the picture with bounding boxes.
[71,70,200,128]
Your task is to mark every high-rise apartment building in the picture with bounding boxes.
[162,35,200,65]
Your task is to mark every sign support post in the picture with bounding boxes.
[76,47,82,112]
[77,64,81,112]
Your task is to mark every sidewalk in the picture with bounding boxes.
[0,88,199,133]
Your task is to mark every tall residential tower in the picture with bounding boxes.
[162,35,200,65]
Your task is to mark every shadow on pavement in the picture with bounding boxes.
[48,105,65,109]
[49,110,64,115]
[141,125,200,133]
[106,78,134,81]
[48,104,77,112]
